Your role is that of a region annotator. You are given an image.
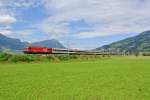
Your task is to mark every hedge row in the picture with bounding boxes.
[0,53,107,63]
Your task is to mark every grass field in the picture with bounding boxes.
[0,56,150,100]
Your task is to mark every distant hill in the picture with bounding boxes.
[96,30,150,53]
[32,39,66,49]
[0,33,28,51]
[0,33,66,53]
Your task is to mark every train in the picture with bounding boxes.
[23,46,110,55]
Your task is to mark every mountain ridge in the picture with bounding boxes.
[96,30,150,53]
[0,33,66,52]
[32,39,66,49]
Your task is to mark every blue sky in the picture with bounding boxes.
[0,0,150,49]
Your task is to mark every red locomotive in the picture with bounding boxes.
[23,46,53,54]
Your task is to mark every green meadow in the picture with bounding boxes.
[0,57,150,100]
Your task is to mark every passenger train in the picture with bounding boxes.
[23,46,110,55]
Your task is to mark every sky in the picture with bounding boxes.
[0,0,150,49]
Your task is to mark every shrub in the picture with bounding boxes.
[0,53,12,62]
[9,55,34,63]
[56,55,70,61]
[69,55,78,59]
[47,55,56,61]
[142,52,150,56]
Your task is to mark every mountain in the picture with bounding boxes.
[0,33,66,53]
[32,39,66,49]
[0,33,28,51]
[96,30,150,53]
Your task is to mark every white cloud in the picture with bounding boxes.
[43,0,150,38]
[0,30,14,35]
[41,19,70,39]
[0,15,16,25]
[0,0,17,25]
